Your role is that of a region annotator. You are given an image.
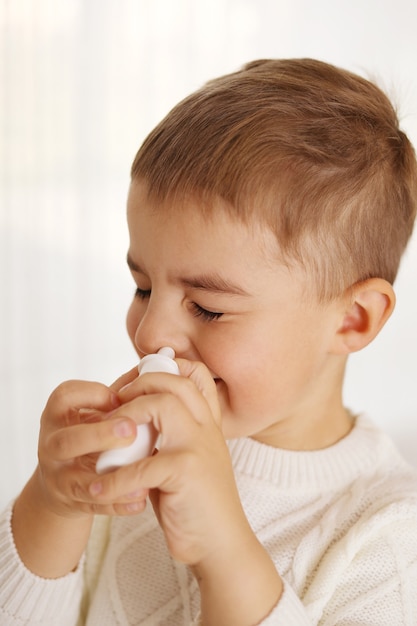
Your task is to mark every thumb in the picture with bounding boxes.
[175,358,222,427]
[109,366,139,393]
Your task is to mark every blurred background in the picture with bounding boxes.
[1,0,416,508]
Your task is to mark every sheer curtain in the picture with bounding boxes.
[1,0,417,507]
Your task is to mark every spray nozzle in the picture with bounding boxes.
[96,346,179,474]
[156,346,175,359]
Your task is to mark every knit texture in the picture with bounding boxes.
[0,501,84,625]
[1,415,416,625]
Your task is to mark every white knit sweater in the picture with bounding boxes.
[1,415,416,625]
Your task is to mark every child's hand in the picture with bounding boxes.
[12,373,150,579]
[35,375,148,518]
[88,360,282,623]
[89,359,243,560]
[88,362,252,558]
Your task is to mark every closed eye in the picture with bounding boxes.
[134,288,223,321]
[191,302,223,321]
[135,287,151,300]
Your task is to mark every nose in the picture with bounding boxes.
[133,297,190,358]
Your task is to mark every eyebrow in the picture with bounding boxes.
[180,274,249,296]
[127,253,249,296]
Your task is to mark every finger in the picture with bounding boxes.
[87,498,148,516]
[97,392,202,455]
[88,455,159,504]
[45,417,137,461]
[176,359,221,426]
[45,380,120,427]
[97,499,148,516]
[88,443,210,505]
[59,476,149,517]
[109,366,139,393]
[60,461,150,512]
[118,364,220,429]
[48,458,150,515]
[122,379,211,430]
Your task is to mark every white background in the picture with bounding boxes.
[1,0,416,508]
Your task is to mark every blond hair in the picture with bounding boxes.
[131,58,417,300]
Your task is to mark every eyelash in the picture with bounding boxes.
[135,287,151,300]
[134,288,223,322]
[191,303,224,322]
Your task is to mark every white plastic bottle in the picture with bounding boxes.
[96,347,179,474]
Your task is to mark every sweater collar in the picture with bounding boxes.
[227,415,399,491]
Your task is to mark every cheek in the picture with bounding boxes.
[211,332,310,412]
[205,341,258,409]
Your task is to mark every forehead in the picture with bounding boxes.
[127,179,282,264]
[126,180,322,308]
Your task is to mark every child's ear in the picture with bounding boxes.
[331,278,396,354]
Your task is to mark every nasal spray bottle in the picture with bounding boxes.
[96,347,179,474]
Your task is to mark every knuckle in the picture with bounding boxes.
[97,472,119,499]
[180,376,196,394]
[162,391,181,412]
[90,502,106,515]
[45,382,82,427]
[49,429,72,460]
[49,380,77,405]
[191,360,207,374]
[69,479,84,500]
[78,453,98,473]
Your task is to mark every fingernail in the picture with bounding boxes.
[90,481,102,496]
[126,502,141,512]
[126,489,144,498]
[114,419,135,438]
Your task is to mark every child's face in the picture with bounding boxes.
[126,180,351,450]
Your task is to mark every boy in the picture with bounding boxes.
[1,58,417,625]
